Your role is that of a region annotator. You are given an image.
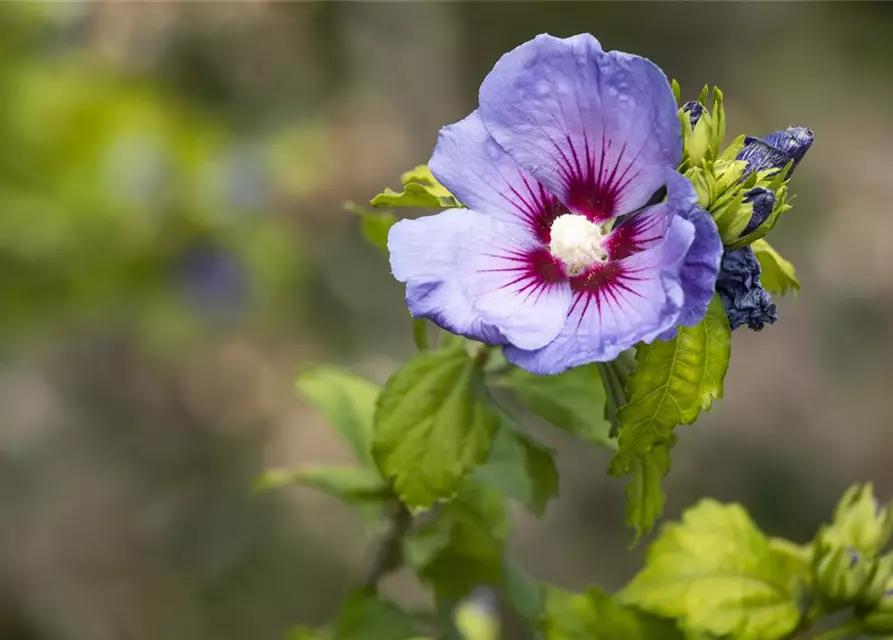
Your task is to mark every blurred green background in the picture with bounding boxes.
[1,3,892,639]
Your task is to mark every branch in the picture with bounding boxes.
[363,501,413,589]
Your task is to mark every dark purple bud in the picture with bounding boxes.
[716,246,777,331]
[737,126,813,179]
[762,127,814,168]
[681,101,706,129]
[849,548,861,568]
[741,187,777,236]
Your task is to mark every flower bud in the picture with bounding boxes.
[715,247,777,331]
[680,101,713,166]
[741,187,777,236]
[737,126,814,179]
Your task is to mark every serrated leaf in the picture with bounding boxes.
[404,483,509,601]
[253,465,388,501]
[474,426,559,517]
[622,500,808,640]
[495,364,614,449]
[609,296,731,477]
[370,165,460,209]
[541,586,685,640]
[751,239,801,296]
[296,367,379,466]
[333,588,420,640]
[373,348,499,510]
[625,442,672,544]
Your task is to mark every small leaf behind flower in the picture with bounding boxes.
[370,164,460,209]
[752,239,801,296]
[373,347,499,510]
[495,364,614,449]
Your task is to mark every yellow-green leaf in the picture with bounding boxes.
[752,239,801,296]
[372,347,499,510]
[541,586,685,640]
[622,500,808,640]
[370,164,459,209]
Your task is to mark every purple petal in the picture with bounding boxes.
[429,111,565,243]
[478,33,681,222]
[388,209,572,350]
[664,172,723,329]
[505,216,695,374]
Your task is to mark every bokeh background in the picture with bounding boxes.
[1,3,892,639]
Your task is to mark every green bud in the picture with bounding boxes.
[820,484,893,557]
[862,580,893,634]
[681,102,713,166]
[711,189,750,245]
[864,610,893,634]
[685,166,713,209]
[815,547,866,605]
[859,553,893,607]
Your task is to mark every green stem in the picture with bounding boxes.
[363,501,413,589]
[413,318,430,351]
[810,620,865,640]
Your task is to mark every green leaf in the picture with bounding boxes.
[361,211,397,254]
[751,239,801,296]
[624,441,673,544]
[404,483,509,600]
[333,588,420,640]
[296,367,380,466]
[373,347,500,510]
[370,165,460,209]
[495,364,614,449]
[609,296,731,477]
[253,465,388,501]
[474,426,559,517]
[541,586,685,640]
[622,500,807,640]
[503,560,544,625]
[345,201,396,254]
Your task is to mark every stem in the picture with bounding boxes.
[811,620,865,640]
[363,501,413,589]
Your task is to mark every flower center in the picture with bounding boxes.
[548,213,608,275]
